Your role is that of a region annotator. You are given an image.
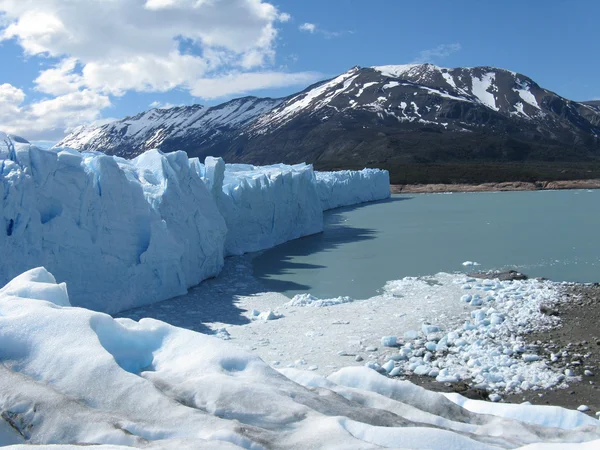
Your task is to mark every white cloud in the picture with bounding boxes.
[0,82,111,140]
[0,0,316,139]
[189,71,322,99]
[299,23,317,33]
[278,12,291,22]
[149,101,178,109]
[298,22,350,38]
[414,43,461,63]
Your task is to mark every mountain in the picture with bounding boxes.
[583,100,600,108]
[56,64,600,184]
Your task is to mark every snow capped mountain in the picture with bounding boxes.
[56,64,600,183]
[58,96,282,158]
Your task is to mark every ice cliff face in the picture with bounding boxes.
[0,134,227,313]
[316,169,391,211]
[1,133,389,312]
[202,158,324,255]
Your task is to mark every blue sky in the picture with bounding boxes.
[0,0,598,142]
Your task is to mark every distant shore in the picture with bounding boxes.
[391,179,600,194]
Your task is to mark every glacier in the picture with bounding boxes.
[200,158,324,256]
[1,133,389,312]
[316,168,391,210]
[1,134,227,313]
[1,268,599,449]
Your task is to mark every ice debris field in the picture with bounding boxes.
[2,133,600,448]
[1,268,600,449]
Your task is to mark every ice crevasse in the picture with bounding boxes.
[0,133,390,312]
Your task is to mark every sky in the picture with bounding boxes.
[0,0,598,142]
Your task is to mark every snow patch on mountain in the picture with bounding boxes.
[471,72,499,111]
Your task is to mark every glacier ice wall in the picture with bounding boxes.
[0,137,226,313]
[316,168,390,211]
[202,158,324,256]
[2,131,389,313]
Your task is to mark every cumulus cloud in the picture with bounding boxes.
[0,82,110,140]
[0,0,320,139]
[414,43,462,63]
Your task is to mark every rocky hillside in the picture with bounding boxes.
[57,64,600,184]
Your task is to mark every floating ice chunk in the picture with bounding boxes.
[365,361,381,371]
[436,369,460,383]
[404,330,419,339]
[257,310,282,321]
[414,365,431,375]
[578,405,590,412]
[489,394,502,403]
[461,294,472,303]
[381,336,398,347]
[422,324,441,334]
[522,354,540,362]
[286,293,353,307]
[214,327,231,340]
[470,297,484,306]
[382,360,395,373]
[462,261,481,266]
[388,366,402,377]
[425,342,438,352]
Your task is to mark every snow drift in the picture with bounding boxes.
[1,268,599,449]
[316,168,391,210]
[199,158,324,255]
[1,135,226,313]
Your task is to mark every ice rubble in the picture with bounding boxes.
[1,134,389,312]
[1,268,599,449]
[373,276,572,395]
[316,168,390,210]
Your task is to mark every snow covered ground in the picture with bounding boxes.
[2,268,599,449]
[120,258,579,401]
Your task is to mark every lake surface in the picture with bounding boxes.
[253,190,600,299]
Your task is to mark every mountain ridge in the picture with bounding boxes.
[56,64,600,184]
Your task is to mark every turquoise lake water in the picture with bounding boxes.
[252,190,600,299]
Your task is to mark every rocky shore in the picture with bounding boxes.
[403,274,600,417]
[391,179,600,194]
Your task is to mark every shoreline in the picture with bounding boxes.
[391,178,600,194]
[402,276,600,416]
